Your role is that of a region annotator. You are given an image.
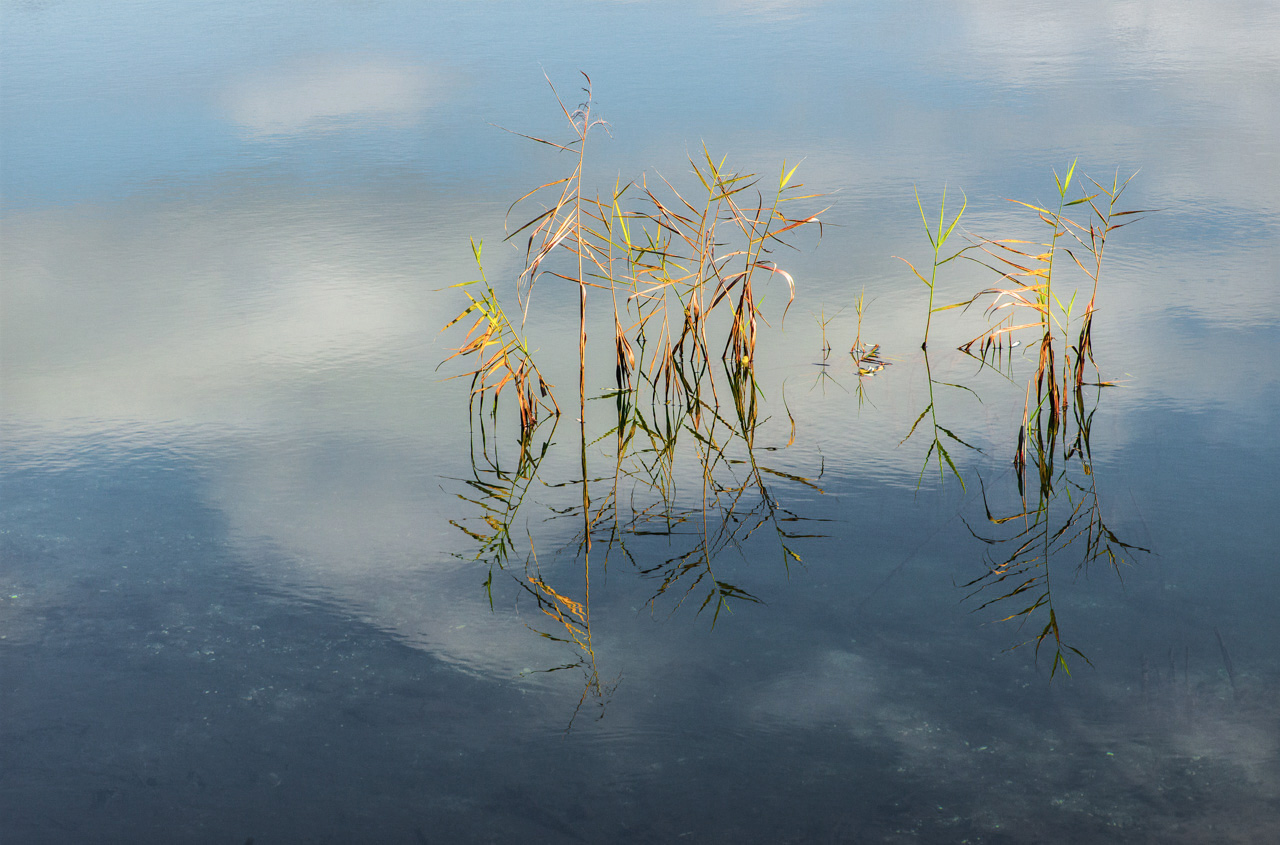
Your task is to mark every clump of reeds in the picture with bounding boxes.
[957,163,1146,432]
[444,73,824,440]
[620,150,823,407]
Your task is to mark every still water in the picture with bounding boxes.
[3,1,1279,842]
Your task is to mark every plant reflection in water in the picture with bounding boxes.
[448,359,827,728]
[961,379,1150,678]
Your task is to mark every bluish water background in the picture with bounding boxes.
[3,1,1279,842]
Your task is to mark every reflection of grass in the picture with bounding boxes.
[899,349,980,490]
[962,380,1149,677]
[520,567,618,731]
[446,356,826,726]
[446,414,558,607]
[593,359,826,625]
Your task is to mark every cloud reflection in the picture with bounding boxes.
[223,57,441,136]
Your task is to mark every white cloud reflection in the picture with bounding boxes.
[712,0,828,21]
[222,57,441,136]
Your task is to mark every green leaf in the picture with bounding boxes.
[1055,652,1072,677]
[914,186,936,249]
[780,160,801,191]
[939,190,967,247]
[900,406,932,446]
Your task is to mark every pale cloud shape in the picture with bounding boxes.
[0,185,567,678]
[223,57,441,136]
[714,0,828,22]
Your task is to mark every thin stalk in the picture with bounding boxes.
[898,185,967,351]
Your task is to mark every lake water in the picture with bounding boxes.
[3,2,1279,842]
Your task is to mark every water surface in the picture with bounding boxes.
[3,2,1279,842]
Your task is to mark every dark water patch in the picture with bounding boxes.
[0,452,533,842]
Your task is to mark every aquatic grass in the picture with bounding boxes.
[444,85,828,709]
[501,72,616,420]
[848,286,869,362]
[623,151,823,403]
[1069,169,1146,385]
[847,289,888,410]
[896,185,968,350]
[445,79,1151,697]
[814,304,839,358]
[807,305,846,393]
[957,163,1145,418]
[908,165,1148,675]
[955,163,1079,428]
[440,239,559,431]
[451,74,824,439]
